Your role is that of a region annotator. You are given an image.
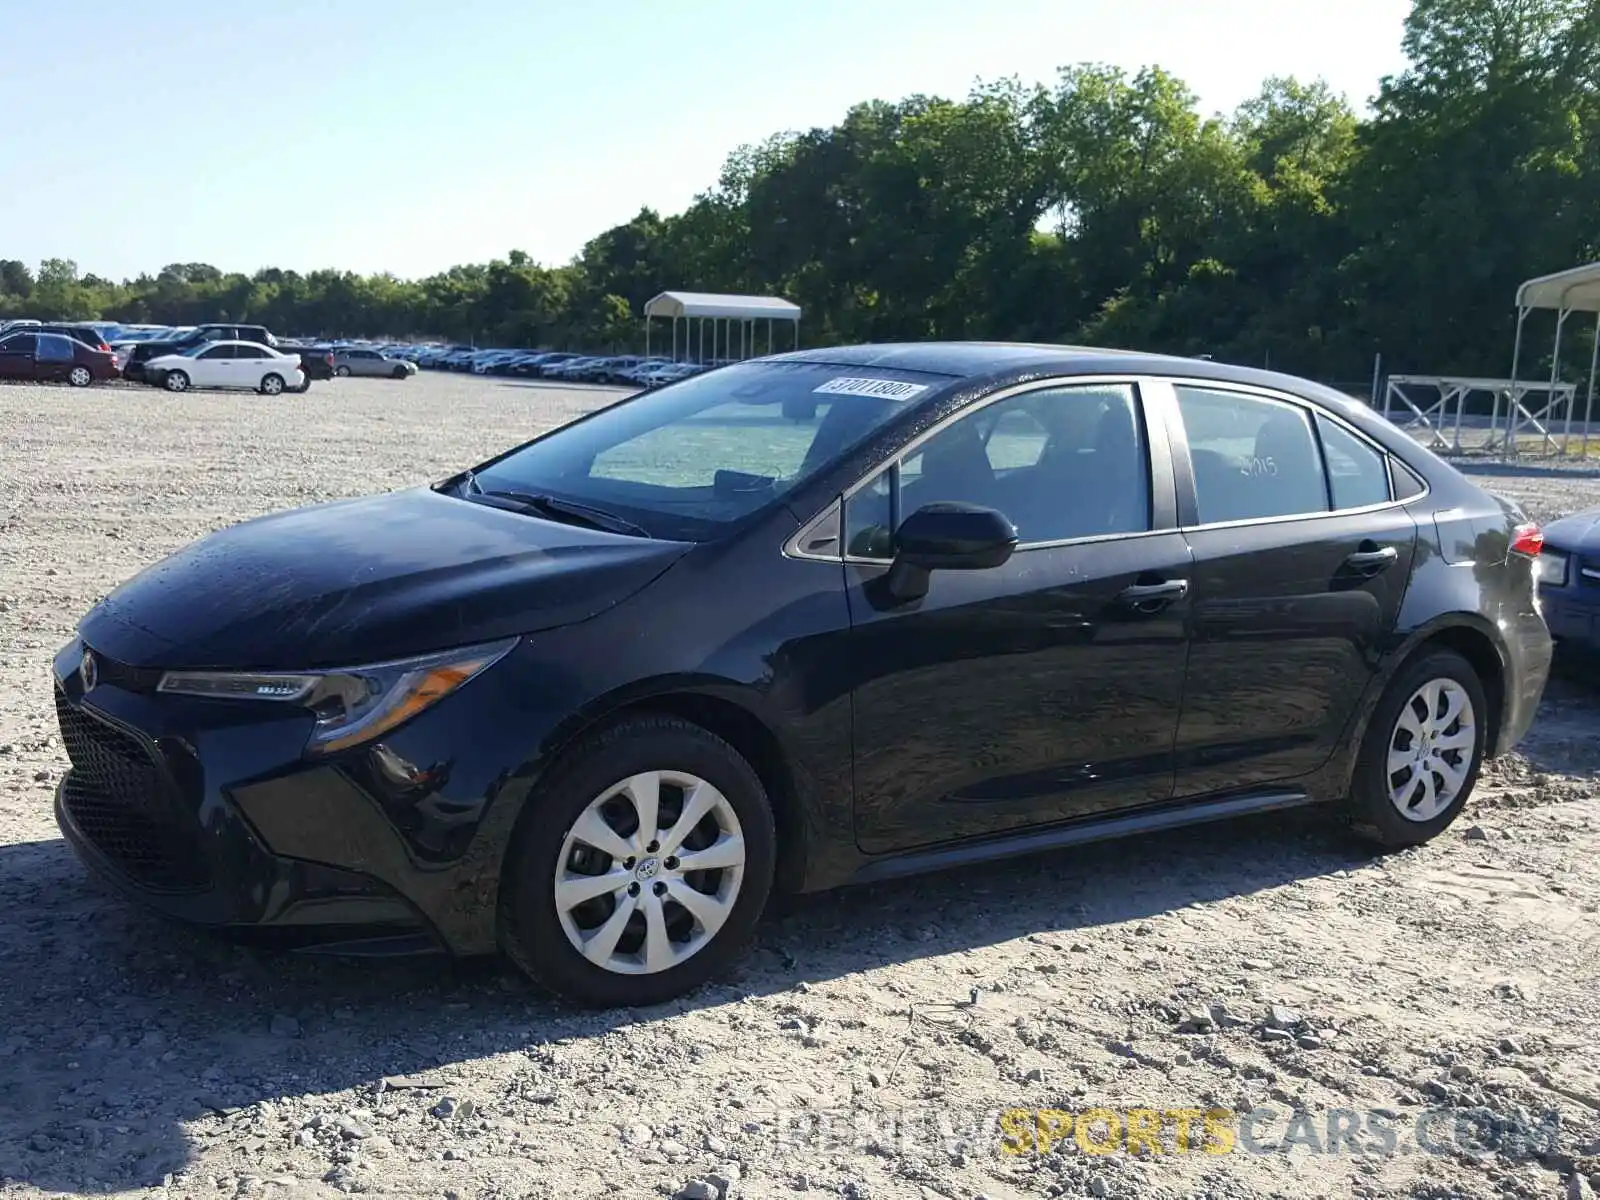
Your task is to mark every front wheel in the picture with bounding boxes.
[499,716,776,1008]
[163,370,190,393]
[1345,649,1488,849]
[259,373,285,396]
[68,365,93,388]
[393,365,409,379]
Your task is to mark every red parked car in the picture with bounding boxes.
[0,331,119,387]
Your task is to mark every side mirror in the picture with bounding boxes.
[883,502,1017,602]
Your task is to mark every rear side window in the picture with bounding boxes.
[198,345,234,360]
[36,334,75,362]
[1316,414,1391,509]
[1176,386,1329,524]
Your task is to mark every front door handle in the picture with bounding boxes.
[1116,578,1189,612]
[1344,545,1398,576]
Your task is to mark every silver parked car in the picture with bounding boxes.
[333,348,418,380]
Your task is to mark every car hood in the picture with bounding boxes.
[78,487,691,670]
[1544,507,1600,551]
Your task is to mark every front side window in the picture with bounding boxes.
[466,361,947,541]
[1176,386,1328,524]
[844,383,1149,559]
[1316,414,1391,509]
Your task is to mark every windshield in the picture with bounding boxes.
[463,360,946,541]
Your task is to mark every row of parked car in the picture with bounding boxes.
[0,318,728,393]
[370,344,721,388]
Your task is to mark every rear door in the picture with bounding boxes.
[233,343,277,386]
[1149,380,1419,797]
[33,334,77,381]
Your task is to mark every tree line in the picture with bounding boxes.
[3,0,1596,385]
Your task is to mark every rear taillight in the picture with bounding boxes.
[1510,522,1544,558]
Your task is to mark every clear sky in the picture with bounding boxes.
[0,0,1412,282]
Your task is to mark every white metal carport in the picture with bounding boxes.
[643,292,801,364]
[1504,261,1600,455]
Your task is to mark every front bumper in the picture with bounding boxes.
[49,643,477,955]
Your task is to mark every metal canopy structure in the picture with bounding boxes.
[1505,261,1600,456]
[643,291,801,364]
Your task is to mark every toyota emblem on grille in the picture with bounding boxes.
[80,648,98,693]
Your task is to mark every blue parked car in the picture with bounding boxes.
[1538,507,1600,656]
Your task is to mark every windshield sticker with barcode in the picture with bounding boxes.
[813,377,929,400]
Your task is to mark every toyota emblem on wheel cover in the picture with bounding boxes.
[80,648,98,693]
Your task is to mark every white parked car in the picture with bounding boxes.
[144,341,306,396]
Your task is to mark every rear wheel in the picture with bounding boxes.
[499,716,776,1008]
[1346,649,1488,848]
[259,373,285,396]
[163,370,189,393]
[68,365,93,388]
[335,365,351,377]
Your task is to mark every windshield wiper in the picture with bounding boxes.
[473,487,651,539]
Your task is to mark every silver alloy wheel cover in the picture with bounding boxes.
[1387,677,1476,822]
[167,373,187,391]
[263,375,282,394]
[69,366,91,386]
[553,770,746,975]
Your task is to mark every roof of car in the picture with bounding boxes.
[763,341,1365,412]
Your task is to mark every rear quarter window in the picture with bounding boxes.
[1316,414,1392,509]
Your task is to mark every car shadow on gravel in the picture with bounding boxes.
[0,805,1367,1193]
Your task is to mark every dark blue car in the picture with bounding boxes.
[1539,507,1600,654]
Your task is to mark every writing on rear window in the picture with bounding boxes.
[814,377,929,401]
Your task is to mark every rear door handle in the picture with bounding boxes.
[1116,579,1189,610]
[1344,545,1398,575]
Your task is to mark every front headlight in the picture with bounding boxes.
[156,637,517,755]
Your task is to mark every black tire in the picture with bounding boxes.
[163,369,189,393]
[1345,648,1488,849]
[290,378,311,394]
[335,365,351,377]
[498,715,776,1008]
[393,365,408,379]
[259,373,285,396]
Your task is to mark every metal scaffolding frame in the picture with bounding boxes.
[1503,261,1600,456]
[642,292,802,365]
[1382,375,1577,455]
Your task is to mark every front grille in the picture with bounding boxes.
[55,688,211,892]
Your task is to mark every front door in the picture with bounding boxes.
[1156,381,1420,797]
[0,333,37,380]
[845,380,1193,855]
[189,343,235,387]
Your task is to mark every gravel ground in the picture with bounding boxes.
[3,373,1600,1200]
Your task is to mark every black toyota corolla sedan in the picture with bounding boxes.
[53,344,1552,1006]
